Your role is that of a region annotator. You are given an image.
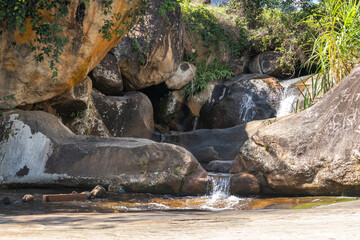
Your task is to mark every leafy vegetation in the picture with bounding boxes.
[181,59,233,99]
[296,0,360,110]
[181,1,250,59]
[0,0,70,81]
[0,95,15,117]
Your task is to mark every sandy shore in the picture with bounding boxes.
[1,200,360,240]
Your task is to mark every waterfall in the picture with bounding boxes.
[276,76,309,117]
[208,173,231,199]
[200,172,243,210]
[192,116,199,131]
[239,93,256,123]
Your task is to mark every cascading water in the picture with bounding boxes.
[192,116,199,131]
[239,93,256,123]
[276,76,310,117]
[200,172,244,211]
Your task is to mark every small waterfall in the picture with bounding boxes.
[192,116,199,131]
[276,76,309,117]
[239,93,256,123]
[208,173,231,200]
[160,134,165,143]
[200,172,243,210]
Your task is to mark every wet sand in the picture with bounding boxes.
[1,200,360,240]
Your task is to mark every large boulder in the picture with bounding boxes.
[0,0,142,108]
[92,92,154,139]
[249,51,294,79]
[156,119,269,164]
[199,74,283,129]
[35,76,93,115]
[90,53,123,95]
[62,99,111,137]
[111,0,183,90]
[166,62,197,90]
[231,65,360,195]
[0,111,208,195]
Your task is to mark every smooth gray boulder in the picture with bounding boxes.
[231,65,360,195]
[90,53,123,95]
[0,111,208,195]
[92,92,154,139]
[156,119,268,164]
[198,74,283,129]
[206,160,233,173]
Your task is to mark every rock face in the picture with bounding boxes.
[0,111,208,195]
[92,92,154,139]
[166,62,197,90]
[112,0,183,90]
[39,76,93,115]
[230,173,260,195]
[0,0,142,108]
[249,51,293,79]
[199,74,283,129]
[63,99,111,137]
[231,65,360,195]
[90,53,123,95]
[157,119,268,164]
[206,160,233,173]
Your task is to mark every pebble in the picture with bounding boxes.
[91,185,107,198]
[22,194,34,202]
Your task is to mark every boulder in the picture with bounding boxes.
[0,111,208,195]
[91,185,107,198]
[166,62,197,90]
[230,173,260,195]
[112,0,183,90]
[92,92,154,139]
[249,51,294,79]
[199,74,283,129]
[22,194,34,202]
[63,99,111,137]
[158,119,269,164]
[36,76,93,115]
[90,53,123,95]
[231,65,360,195]
[206,160,233,173]
[0,0,142,108]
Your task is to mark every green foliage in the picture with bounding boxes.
[0,0,70,81]
[250,8,316,76]
[158,0,180,16]
[181,1,250,59]
[99,0,148,41]
[297,0,360,111]
[0,94,15,117]
[181,59,233,99]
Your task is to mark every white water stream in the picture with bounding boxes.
[276,76,309,117]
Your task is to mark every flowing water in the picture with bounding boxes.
[238,93,256,123]
[276,76,310,117]
[0,177,356,215]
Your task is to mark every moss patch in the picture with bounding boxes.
[293,197,357,210]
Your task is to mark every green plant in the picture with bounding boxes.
[297,0,360,111]
[0,0,70,81]
[69,110,86,119]
[181,59,233,99]
[181,1,250,59]
[158,0,180,16]
[0,94,15,117]
[307,0,360,84]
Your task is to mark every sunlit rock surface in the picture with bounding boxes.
[231,65,360,195]
[0,0,141,108]
[0,111,208,195]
